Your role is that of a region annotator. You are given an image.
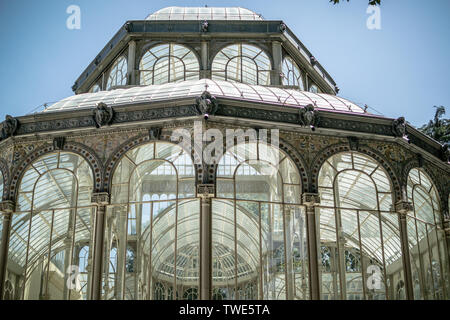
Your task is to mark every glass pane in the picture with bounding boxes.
[106,56,127,90]
[212,44,272,86]
[140,44,200,85]
[7,152,94,300]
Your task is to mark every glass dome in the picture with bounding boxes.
[146,7,264,21]
[45,79,365,114]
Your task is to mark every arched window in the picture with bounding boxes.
[406,168,449,300]
[106,56,127,90]
[3,280,14,300]
[6,152,94,300]
[77,245,90,297]
[104,142,198,300]
[318,152,403,300]
[282,56,304,90]
[212,44,271,85]
[183,287,198,300]
[214,140,307,300]
[139,44,200,85]
[154,282,165,300]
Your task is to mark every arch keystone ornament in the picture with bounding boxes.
[53,137,66,150]
[149,127,162,140]
[392,116,407,138]
[200,20,209,32]
[347,136,359,151]
[195,91,218,119]
[94,102,114,128]
[299,104,319,131]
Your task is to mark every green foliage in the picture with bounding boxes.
[330,0,381,5]
[419,106,450,144]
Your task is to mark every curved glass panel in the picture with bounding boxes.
[318,152,404,300]
[140,44,200,85]
[214,141,308,300]
[106,56,127,90]
[104,142,199,300]
[406,168,449,300]
[282,56,304,90]
[212,44,271,86]
[146,7,264,21]
[46,79,365,114]
[6,152,94,300]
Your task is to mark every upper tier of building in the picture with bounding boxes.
[71,6,339,97]
[145,7,264,21]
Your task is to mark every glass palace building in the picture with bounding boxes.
[0,6,449,300]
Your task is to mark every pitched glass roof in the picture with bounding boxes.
[146,7,264,21]
[45,79,365,114]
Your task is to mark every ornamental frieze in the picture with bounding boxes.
[4,102,444,164]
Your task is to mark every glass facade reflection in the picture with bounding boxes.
[214,141,308,300]
[5,152,94,300]
[318,152,406,300]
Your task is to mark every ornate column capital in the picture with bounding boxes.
[0,200,15,214]
[197,184,215,199]
[91,192,110,206]
[395,200,414,215]
[302,193,320,207]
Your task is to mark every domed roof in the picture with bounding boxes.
[145,7,264,21]
[45,79,365,114]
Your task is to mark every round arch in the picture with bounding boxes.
[211,134,309,194]
[213,138,308,300]
[209,41,273,69]
[211,43,272,86]
[104,137,199,300]
[406,167,442,223]
[106,55,128,90]
[138,42,200,85]
[316,150,403,300]
[310,143,402,202]
[9,142,103,201]
[282,55,305,91]
[402,158,449,221]
[405,166,449,300]
[104,132,197,193]
[6,149,96,300]
[139,42,201,65]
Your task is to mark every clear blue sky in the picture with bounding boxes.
[0,0,449,127]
